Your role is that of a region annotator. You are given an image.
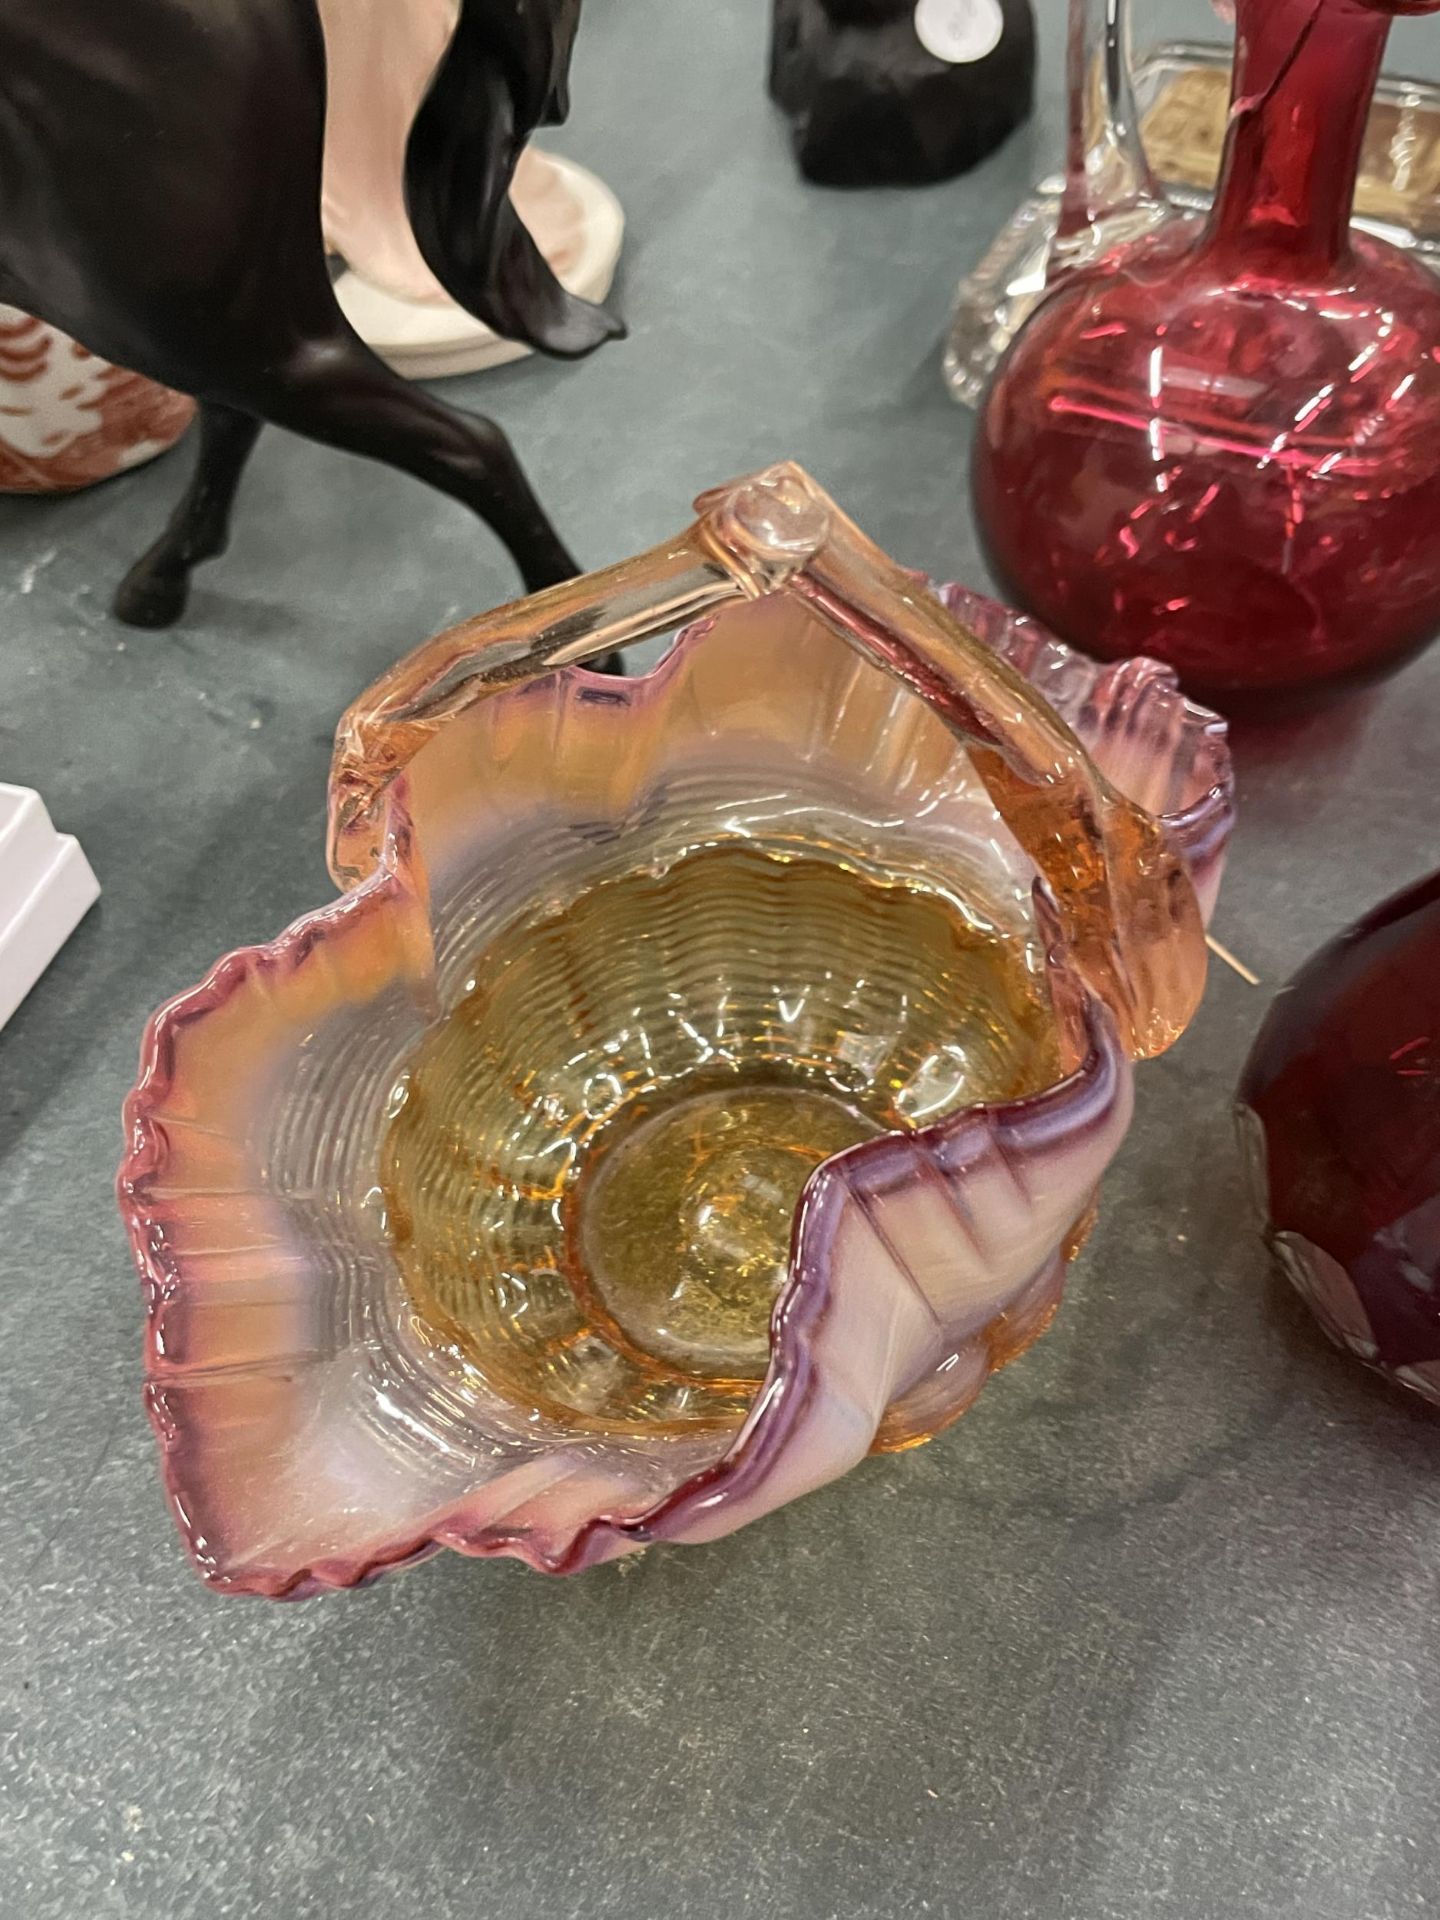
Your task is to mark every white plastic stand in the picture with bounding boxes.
[0,784,99,1032]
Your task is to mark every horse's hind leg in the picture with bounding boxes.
[113,402,263,627]
[262,334,580,593]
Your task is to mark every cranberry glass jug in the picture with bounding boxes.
[974,0,1440,704]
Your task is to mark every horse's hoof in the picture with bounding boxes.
[113,567,189,629]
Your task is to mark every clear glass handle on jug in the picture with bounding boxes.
[943,0,1170,406]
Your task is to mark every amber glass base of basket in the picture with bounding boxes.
[382,838,1063,1441]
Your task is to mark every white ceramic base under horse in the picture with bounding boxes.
[333,151,624,380]
[0,785,99,1032]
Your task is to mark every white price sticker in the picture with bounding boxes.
[914,0,1005,65]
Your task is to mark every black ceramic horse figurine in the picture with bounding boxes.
[0,0,622,626]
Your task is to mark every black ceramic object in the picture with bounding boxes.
[0,0,622,627]
[769,0,1035,186]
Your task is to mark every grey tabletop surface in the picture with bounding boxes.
[4,1,1439,1915]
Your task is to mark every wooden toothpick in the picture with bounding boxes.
[1206,932,1261,987]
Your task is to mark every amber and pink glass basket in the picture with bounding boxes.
[119,466,1232,1598]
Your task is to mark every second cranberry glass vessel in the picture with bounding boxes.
[973,0,1440,704]
[1240,871,1440,1408]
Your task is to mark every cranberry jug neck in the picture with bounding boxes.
[1203,0,1391,278]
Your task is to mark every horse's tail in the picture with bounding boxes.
[403,0,623,359]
